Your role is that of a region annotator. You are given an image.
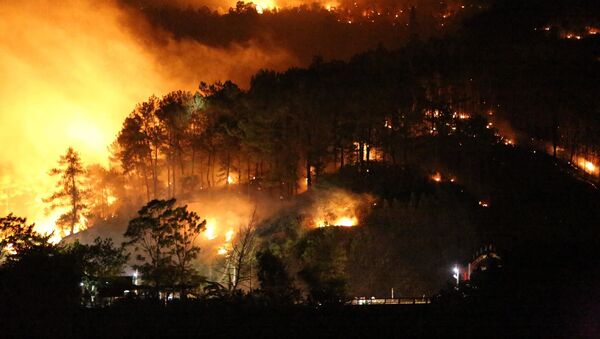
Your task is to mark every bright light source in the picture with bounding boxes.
[584,161,595,172]
[225,229,234,242]
[452,266,460,285]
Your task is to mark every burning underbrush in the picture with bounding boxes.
[302,187,374,228]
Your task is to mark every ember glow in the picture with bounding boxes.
[576,157,598,176]
[201,218,236,254]
[316,216,358,227]
[307,189,372,228]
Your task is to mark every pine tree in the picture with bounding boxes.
[45,147,91,236]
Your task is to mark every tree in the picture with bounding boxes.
[0,214,52,263]
[297,227,349,305]
[256,249,296,304]
[124,199,205,296]
[223,212,258,291]
[156,91,195,197]
[73,237,129,280]
[68,237,129,306]
[45,147,91,236]
[166,204,206,295]
[115,113,153,200]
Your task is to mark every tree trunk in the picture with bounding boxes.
[206,153,211,188]
[306,156,312,189]
[153,146,158,199]
[142,164,150,201]
[191,148,195,176]
[226,153,231,188]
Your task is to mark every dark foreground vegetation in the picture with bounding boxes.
[1,297,595,337]
[1,145,599,337]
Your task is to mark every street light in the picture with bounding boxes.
[452,266,459,286]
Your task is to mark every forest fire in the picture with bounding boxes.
[2,0,600,336]
[216,229,235,255]
[316,215,358,228]
[577,157,598,175]
[201,218,236,254]
[306,189,372,228]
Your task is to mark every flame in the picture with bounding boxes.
[577,157,598,175]
[227,175,235,184]
[309,188,371,228]
[316,215,358,227]
[333,216,357,227]
[431,172,442,182]
[106,194,117,206]
[0,0,186,244]
[254,0,276,14]
[204,218,218,240]
[200,217,236,255]
[225,229,234,242]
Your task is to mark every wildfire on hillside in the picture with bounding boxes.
[201,218,236,255]
[304,188,373,228]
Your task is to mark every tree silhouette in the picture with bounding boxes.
[0,214,52,263]
[45,147,91,236]
[223,211,258,291]
[124,199,205,296]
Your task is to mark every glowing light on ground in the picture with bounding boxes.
[317,216,358,227]
[503,138,514,146]
[574,157,598,175]
[204,219,218,240]
[334,216,358,227]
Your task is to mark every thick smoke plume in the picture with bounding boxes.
[0,0,473,235]
[0,0,294,234]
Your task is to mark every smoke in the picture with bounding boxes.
[67,189,285,277]
[0,0,173,234]
[301,187,375,228]
[0,0,295,234]
[0,0,474,237]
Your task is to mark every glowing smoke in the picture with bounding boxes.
[0,0,294,236]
